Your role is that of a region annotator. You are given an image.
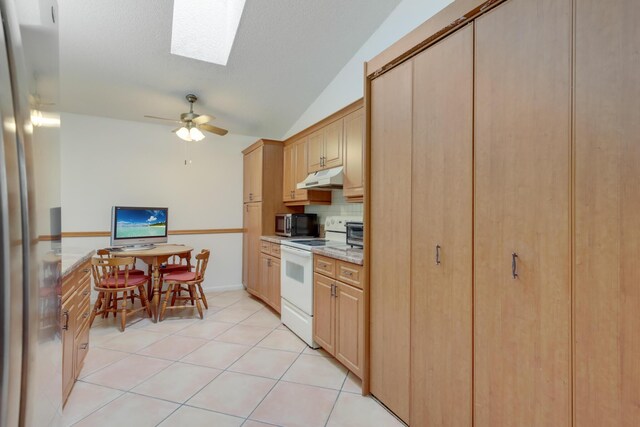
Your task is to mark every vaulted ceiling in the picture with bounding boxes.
[59,0,401,138]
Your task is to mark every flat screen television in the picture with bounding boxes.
[110,206,168,248]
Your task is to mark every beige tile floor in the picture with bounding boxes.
[64,289,405,427]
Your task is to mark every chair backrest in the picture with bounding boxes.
[97,248,137,272]
[91,256,135,286]
[194,249,210,281]
[168,252,191,268]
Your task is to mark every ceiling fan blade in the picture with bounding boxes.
[200,123,228,136]
[144,115,182,123]
[193,114,215,125]
[171,127,182,133]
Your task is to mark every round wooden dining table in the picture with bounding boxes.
[110,244,193,321]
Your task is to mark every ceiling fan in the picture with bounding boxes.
[144,94,229,141]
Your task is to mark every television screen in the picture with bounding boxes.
[112,207,168,243]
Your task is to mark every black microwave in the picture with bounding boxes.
[346,221,364,248]
[275,213,318,237]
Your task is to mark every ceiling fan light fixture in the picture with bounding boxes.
[190,126,205,141]
[176,126,192,141]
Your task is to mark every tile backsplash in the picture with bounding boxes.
[304,190,363,225]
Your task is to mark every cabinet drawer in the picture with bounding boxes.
[75,297,91,337]
[74,324,90,377]
[314,255,336,278]
[269,243,281,258]
[336,261,363,289]
[260,240,271,254]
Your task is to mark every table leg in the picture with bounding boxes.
[152,260,160,322]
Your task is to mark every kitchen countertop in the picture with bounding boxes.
[312,246,364,266]
[61,248,96,278]
[261,235,306,244]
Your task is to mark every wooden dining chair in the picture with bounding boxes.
[96,248,145,317]
[159,249,210,320]
[89,256,152,331]
[154,251,193,303]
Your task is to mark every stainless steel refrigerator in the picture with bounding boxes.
[1,0,62,425]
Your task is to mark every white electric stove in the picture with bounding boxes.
[280,216,362,347]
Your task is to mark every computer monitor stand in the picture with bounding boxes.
[114,243,156,252]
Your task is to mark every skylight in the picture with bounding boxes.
[171,0,246,66]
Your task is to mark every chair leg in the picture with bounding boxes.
[160,283,173,321]
[89,291,104,327]
[191,285,204,319]
[171,285,178,307]
[197,284,208,309]
[103,293,111,318]
[120,290,127,331]
[188,286,196,306]
[139,285,152,317]
[130,289,135,305]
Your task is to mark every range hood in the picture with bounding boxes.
[297,166,343,189]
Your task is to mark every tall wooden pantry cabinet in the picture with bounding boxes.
[367,0,640,425]
[242,140,298,296]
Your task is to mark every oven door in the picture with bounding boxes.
[280,245,313,315]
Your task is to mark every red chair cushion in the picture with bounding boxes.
[100,275,149,288]
[160,264,190,274]
[163,271,197,282]
[128,269,146,275]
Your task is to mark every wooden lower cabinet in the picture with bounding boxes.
[62,258,92,406]
[313,261,364,379]
[258,241,281,314]
[334,282,364,379]
[244,202,262,295]
[313,273,335,353]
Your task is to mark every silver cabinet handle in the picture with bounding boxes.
[80,343,88,350]
[343,271,353,277]
[330,283,335,297]
[436,245,441,266]
[512,252,519,279]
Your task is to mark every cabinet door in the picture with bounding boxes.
[258,253,270,300]
[313,273,335,354]
[323,119,343,169]
[293,139,309,200]
[370,59,413,423]
[474,0,572,425]
[343,109,364,199]
[335,282,363,379]
[411,24,473,427]
[307,129,324,173]
[250,148,263,202]
[283,144,295,201]
[62,296,76,404]
[243,153,252,203]
[270,257,281,313]
[244,202,262,294]
[575,1,640,425]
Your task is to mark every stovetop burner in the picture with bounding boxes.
[289,239,330,247]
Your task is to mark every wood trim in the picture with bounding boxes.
[38,234,61,241]
[362,62,371,397]
[284,99,364,147]
[366,0,505,78]
[241,139,283,155]
[59,228,244,238]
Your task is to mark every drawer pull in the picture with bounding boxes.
[62,311,69,330]
[436,244,441,266]
[320,263,327,269]
[512,252,519,279]
[343,271,353,277]
[83,312,90,319]
[82,290,90,296]
[80,343,88,350]
[82,268,90,273]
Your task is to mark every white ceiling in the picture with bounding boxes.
[59,0,401,139]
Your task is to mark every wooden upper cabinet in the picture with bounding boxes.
[343,108,364,200]
[410,24,473,427]
[307,130,324,173]
[474,0,572,425]
[574,0,640,425]
[307,120,344,173]
[369,59,413,424]
[323,119,343,169]
[243,148,263,203]
[293,139,309,200]
[283,144,295,201]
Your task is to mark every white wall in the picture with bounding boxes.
[61,112,258,291]
[283,0,452,139]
